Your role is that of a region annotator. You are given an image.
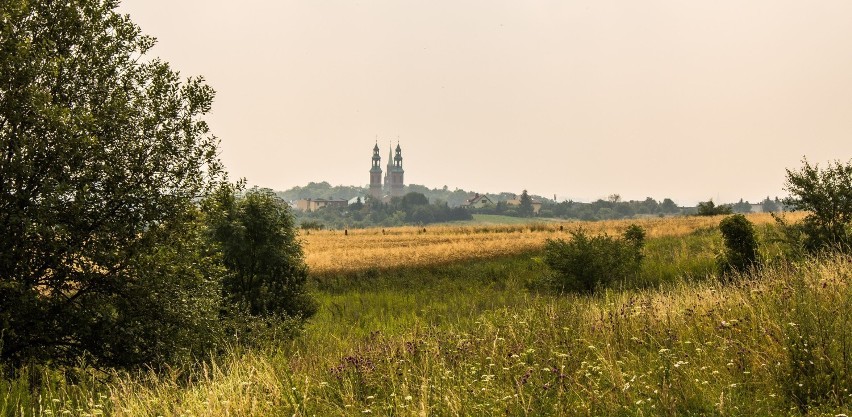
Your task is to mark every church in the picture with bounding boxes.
[369,142,405,199]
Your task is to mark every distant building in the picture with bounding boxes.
[295,198,348,212]
[461,193,495,209]
[369,142,405,199]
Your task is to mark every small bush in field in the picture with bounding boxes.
[719,214,759,274]
[543,226,644,293]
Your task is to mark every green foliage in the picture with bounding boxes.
[660,198,679,213]
[0,0,224,369]
[205,187,316,325]
[784,158,852,252]
[696,199,733,216]
[718,214,759,274]
[518,190,534,217]
[624,223,647,246]
[400,191,429,208]
[543,227,644,293]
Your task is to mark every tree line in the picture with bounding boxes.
[297,192,472,229]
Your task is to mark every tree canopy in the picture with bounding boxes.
[784,159,852,251]
[0,0,225,368]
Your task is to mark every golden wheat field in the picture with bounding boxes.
[301,212,804,274]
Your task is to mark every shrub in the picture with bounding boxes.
[543,227,644,293]
[718,214,759,274]
[204,187,317,342]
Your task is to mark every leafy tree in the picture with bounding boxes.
[761,196,780,213]
[519,190,534,217]
[401,192,429,208]
[696,199,733,216]
[660,198,679,214]
[719,214,759,274]
[783,159,852,251]
[205,187,316,323]
[0,0,224,368]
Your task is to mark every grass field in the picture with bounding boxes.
[6,212,850,416]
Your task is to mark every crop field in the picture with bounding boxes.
[302,212,803,275]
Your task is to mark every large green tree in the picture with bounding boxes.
[784,159,852,251]
[0,0,224,368]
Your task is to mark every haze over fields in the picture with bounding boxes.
[119,1,852,205]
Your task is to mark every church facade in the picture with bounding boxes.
[369,142,405,199]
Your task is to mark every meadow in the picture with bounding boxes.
[5,212,851,416]
[302,212,798,275]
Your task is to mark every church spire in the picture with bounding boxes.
[369,141,383,199]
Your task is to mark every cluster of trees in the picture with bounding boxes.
[296,192,471,229]
[1,1,312,370]
[695,197,785,216]
[541,196,681,220]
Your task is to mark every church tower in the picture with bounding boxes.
[369,143,382,199]
[390,143,405,197]
[383,143,393,195]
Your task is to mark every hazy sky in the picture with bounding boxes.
[118,1,852,204]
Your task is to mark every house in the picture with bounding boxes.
[461,193,494,209]
[505,195,543,215]
[295,198,348,212]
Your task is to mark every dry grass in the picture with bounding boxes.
[302,212,804,275]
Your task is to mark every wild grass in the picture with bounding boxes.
[7,212,850,416]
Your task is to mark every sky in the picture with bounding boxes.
[117,1,852,205]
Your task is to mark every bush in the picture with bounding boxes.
[718,214,759,274]
[205,187,317,328]
[543,227,644,293]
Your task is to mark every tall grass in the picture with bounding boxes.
[7,214,851,416]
